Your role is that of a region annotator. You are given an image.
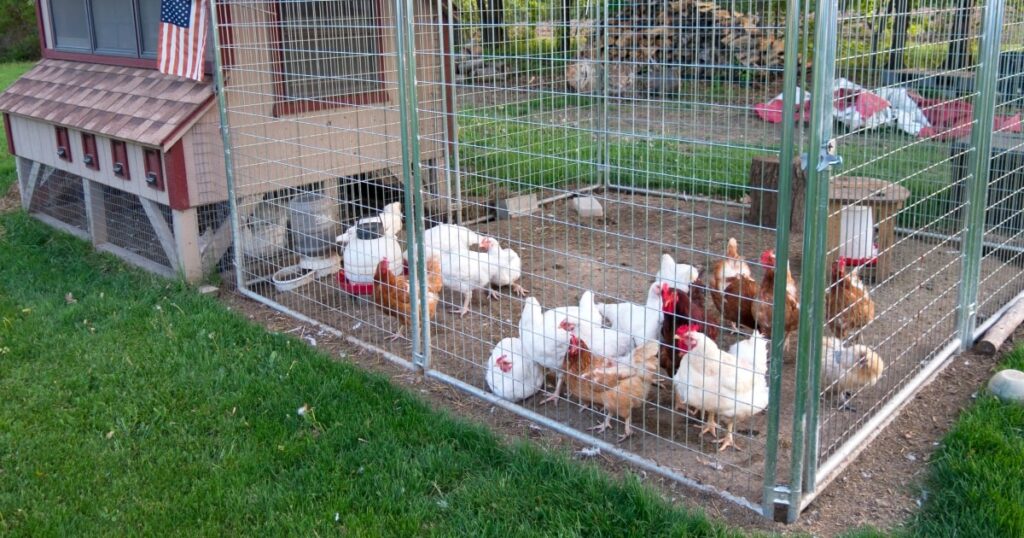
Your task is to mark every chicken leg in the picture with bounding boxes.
[510,283,528,297]
[454,290,473,317]
[716,421,740,452]
[699,411,718,438]
[539,373,564,405]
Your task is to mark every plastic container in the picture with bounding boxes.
[838,205,877,264]
[342,221,403,284]
[240,202,287,258]
[288,192,338,257]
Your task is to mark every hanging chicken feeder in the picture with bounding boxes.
[838,205,878,266]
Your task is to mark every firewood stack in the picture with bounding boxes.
[567,0,786,93]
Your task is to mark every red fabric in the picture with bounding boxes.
[914,95,1022,140]
[854,91,890,119]
[753,98,812,124]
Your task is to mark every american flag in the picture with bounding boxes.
[158,0,209,82]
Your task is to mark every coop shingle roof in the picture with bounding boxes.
[0,59,214,149]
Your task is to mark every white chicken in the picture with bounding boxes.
[821,337,885,411]
[518,296,582,404]
[485,337,544,402]
[336,202,402,245]
[577,290,635,359]
[486,241,527,297]
[422,223,489,255]
[672,325,769,451]
[654,253,700,293]
[596,282,668,347]
[727,330,770,379]
[440,237,502,316]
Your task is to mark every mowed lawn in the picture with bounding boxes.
[0,215,748,536]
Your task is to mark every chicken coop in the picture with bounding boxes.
[212,0,1024,522]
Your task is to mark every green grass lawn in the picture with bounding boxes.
[0,217,744,535]
[457,95,954,228]
[907,347,1024,537]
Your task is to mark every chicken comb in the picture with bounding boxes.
[676,323,703,336]
[759,249,775,266]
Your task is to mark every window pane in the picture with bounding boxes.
[93,0,139,55]
[139,0,160,57]
[51,0,91,51]
[279,0,383,103]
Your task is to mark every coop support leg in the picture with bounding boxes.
[82,179,108,246]
[18,158,41,209]
[140,198,181,274]
[171,207,204,282]
[956,0,1004,350]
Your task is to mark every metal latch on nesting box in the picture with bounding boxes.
[800,138,843,172]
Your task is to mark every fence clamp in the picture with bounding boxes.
[800,138,843,172]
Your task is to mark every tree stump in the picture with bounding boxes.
[746,155,806,233]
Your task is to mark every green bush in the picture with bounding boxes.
[0,0,40,62]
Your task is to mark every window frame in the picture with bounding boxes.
[37,0,222,73]
[271,0,389,117]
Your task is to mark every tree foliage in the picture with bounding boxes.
[0,0,39,62]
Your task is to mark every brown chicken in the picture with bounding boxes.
[708,237,753,302]
[372,255,443,341]
[564,335,660,441]
[825,257,875,340]
[660,281,720,378]
[750,249,800,349]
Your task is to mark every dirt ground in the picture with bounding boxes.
[227,191,1024,536]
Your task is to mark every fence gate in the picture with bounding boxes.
[211,0,1024,521]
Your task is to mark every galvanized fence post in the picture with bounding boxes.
[207,0,244,294]
[392,0,429,369]
[786,0,839,522]
[762,0,806,520]
[956,0,1005,350]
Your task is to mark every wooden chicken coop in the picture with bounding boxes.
[0,0,453,281]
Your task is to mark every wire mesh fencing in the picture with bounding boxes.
[211,0,1023,522]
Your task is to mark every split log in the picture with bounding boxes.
[976,298,1024,355]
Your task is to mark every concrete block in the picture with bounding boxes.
[570,196,604,218]
[989,369,1024,404]
[495,194,539,219]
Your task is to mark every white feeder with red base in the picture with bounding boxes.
[339,221,403,294]
[838,205,878,267]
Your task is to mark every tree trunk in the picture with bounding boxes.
[477,0,505,49]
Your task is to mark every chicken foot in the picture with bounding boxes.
[510,283,529,297]
[716,421,740,452]
[452,291,474,317]
[384,325,406,342]
[539,374,564,405]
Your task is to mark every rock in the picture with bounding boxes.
[988,369,1024,404]
[198,285,219,295]
[495,194,538,220]
[570,196,604,218]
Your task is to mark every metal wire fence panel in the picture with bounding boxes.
[409,0,807,511]
[214,0,449,363]
[976,8,1024,320]
[811,0,1021,504]
[212,0,1019,522]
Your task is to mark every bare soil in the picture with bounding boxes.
[226,191,1024,536]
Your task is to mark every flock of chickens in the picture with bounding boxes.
[361,208,886,452]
